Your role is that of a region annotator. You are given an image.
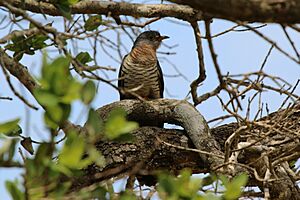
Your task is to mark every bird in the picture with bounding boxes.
[118,31,168,187]
[118,31,169,100]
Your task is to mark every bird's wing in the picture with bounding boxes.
[118,54,128,100]
[156,60,164,98]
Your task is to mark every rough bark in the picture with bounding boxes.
[169,0,300,23]
[0,47,37,93]
[0,0,202,21]
[73,99,300,199]
[2,0,300,23]
[94,99,224,170]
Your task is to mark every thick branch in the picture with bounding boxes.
[73,127,208,190]
[0,48,37,93]
[2,0,300,23]
[169,0,300,23]
[0,0,202,21]
[94,99,224,169]
[77,99,300,199]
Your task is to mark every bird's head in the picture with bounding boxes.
[133,31,169,50]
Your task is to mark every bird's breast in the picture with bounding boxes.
[130,45,157,63]
[121,56,161,98]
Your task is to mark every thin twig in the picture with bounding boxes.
[281,25,300,60]
[189,20,206,106]
[0,96,13,100]
[240,22,300,65]
[0,59,38,110]
[155,135,224,159]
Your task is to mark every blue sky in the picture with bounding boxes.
[0,6,300,199]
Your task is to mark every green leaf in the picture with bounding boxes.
[86,146,105,167]
[55,2,72,20]
[119,191,137,200]
[43,103,70,129]
[5,180,24,200]
[59,131,87,169]
[29,22,35,29]
[68,0,79,5]
[44,114,59,130]
[3,125,22,137]
[60,104,71,122]
[76,52,93,65]
[158,170,204,199]
[158,173,176,197]
[84,15,102,31]
[47,57,72,96]
[11,34,26,43]
[220,175,229,187]
[5,30,48,61]
[50,163,73,177]
[60,81,81,104]
[0,118,20,135]
[201,174,216,187]
[48,181,72,198]
[88,186,107,199]
[46,103,71,125]
[45,105,63,124]
[41,56,71,88]
[81,80,96,104]
[38,55,82,106]
[223,173,248,200]
[34,143,53,166]
[20,137,34,155]
[31,35,48,50]
[5,43,19,51]
[176,170,202,198]
[0,139,12,156]
[34,89,59,107]
[8,139,18,161]
[85,108,103,138]
[104,108,138,140]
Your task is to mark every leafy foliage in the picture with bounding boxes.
[81,80,96,104]
[158,170,203,200]
[158,170,248,200]
[76,52,93,65]
[53,0,79,19]
[34,55,81,129]
[5,180,24,200]
[84,15,103,31]
[220,174,248,200]
[1,55,144,199]
[5,23,49,61]
[0,118,21,136]
[104,108,138,140]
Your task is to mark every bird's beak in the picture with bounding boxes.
[159,35,169,41]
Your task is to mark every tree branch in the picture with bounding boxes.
[93,99,224,169]
[0,47,38,93]
[0,0,203,21]
[75,99,300,199]
[169,0,300,23]
[2,0,300,23]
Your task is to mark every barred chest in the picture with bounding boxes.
[121,54,161,99]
